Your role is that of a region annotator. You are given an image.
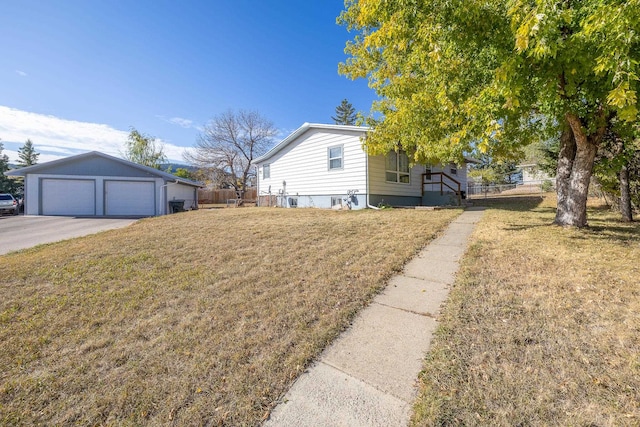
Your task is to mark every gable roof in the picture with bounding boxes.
[5,151,202,187]
[254,123,369,164]
[254,123,480,166]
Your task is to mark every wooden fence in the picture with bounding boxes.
[197,188,257,204]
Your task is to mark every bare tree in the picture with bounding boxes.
[184,110,276,203]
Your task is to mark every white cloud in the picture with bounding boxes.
[156,114,197,130]
[15,70,27,77]
[32,145,79,155]
[168,117,194,128]
[0,106,186,163]
[4,148,61,164]
[158,141,186,163]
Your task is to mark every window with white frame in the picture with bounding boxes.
[386,150,410,183]
[263,164,270,179]
[450,166,457,175]
[328,145,343,170]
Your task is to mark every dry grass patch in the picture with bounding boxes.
[413,196,640,426]
[0,207,460,426]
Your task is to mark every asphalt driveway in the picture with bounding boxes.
[0,215,139,255]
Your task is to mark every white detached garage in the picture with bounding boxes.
[7,151,201,217]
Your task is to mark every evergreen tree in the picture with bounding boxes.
[332,99,357,125]
[0,141,17,193]
[17,139,39,167]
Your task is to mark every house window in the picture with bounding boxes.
[425,166,432,180]
[263,164,270,179]
[328,145,343,170]
[450,167,457,175]
[331,196,342,207]
[385,150,410,183]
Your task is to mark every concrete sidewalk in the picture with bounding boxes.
[264,207,485,426]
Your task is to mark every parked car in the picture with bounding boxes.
[0,193,19,215]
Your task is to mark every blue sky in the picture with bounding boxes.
[0,0,376,163]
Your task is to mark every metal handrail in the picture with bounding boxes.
[422,172,462,205]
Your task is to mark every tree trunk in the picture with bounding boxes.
[236,187,245,206]
[238,171,249,206]
[555,126,576,223]
[619,162,633,222]
[555,113,603,227]
[564,140,598,227]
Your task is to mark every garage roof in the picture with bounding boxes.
[6,151,202,187]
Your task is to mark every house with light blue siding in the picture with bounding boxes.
[254,123,474,209]
[6,151,201,217]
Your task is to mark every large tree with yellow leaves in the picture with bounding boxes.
[339,0,640,227]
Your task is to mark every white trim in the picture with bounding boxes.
[254,123,368,164]
[41,178,96,216]
[25,173,165,216]
[6,151,201,187]
[327,145,344,171]
[105,180,156,216]
[385,150,411,185]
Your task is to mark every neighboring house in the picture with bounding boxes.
[518,163,556,185]
[5,151,201,217]
[254,123,475,209]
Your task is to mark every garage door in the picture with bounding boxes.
[105,180,155,216]
[42,179,96,216]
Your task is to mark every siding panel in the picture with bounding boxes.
[259,129,367,196]
[369,159,468,195]
[257,125,471,208]
[167,184,198,210]
[368,155,424,197]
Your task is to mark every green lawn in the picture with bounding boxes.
[0,207,460,426]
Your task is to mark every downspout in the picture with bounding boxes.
[255,164,260,207]
[365,153,380,210]
[193,186,198,209]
